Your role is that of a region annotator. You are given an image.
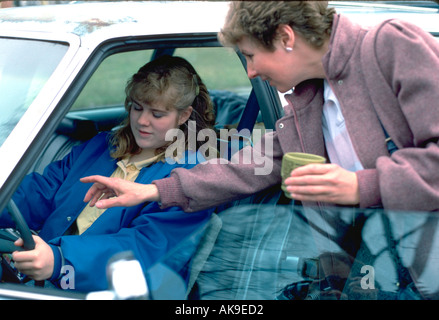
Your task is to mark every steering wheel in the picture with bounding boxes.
[0,199,35,253]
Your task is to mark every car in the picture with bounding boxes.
[0,0,438,302]
[0,0,279,300]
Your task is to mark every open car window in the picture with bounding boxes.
[63,46,261,164]
[70,47,252,131]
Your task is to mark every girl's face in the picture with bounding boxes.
[130,98,192,157]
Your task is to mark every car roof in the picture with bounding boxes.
[0,1,231,47]
[331,1,439,33]
[1,1,438,45]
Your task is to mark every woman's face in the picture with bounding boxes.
[130,98,191,154]
[237,35,303,93]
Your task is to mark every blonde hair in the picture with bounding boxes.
[110,55,215,160]
[219,1,335,50]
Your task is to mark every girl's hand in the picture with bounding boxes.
[284,163,360,205]
[12,236,54,281]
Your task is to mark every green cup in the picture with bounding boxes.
[281,152,326,198]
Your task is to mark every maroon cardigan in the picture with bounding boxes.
[154,14,439,212]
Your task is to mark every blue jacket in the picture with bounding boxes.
[0,132,212,292]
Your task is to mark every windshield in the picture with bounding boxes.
[146,204,439,300]
[0,38,68,148]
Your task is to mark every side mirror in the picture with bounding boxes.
[87,251,148,300]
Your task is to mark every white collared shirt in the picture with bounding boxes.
[322,80,363,172]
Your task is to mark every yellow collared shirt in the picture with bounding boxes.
[76,154,162,235]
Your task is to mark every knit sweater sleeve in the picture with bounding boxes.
[153,131,284,212]
[154,174,190,210]
[356,169,381,208]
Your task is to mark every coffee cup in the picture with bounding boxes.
[281,152,326,198]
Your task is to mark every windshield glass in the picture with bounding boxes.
[146,204,439,300]
[0,38,68,148]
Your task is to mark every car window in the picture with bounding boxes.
[176,47,255,133]
[0,38,68,148]
[71,47,251,111]
[69,46,257,157]
[174,47,251,96]
[71,50,154,111]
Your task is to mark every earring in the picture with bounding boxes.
[285,47,293,52]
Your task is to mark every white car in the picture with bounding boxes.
[0,1,438,301]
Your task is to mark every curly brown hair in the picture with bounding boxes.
[219,1,335,50]
[110,55,215,160]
